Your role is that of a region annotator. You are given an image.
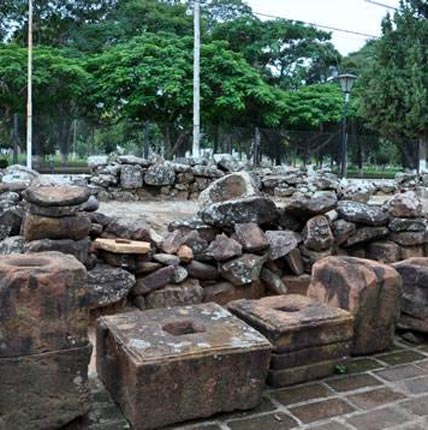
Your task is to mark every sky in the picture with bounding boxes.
[245,0,401,55]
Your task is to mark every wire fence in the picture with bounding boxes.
[0,114,411,177]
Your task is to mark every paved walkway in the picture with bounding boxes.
[79,337,428,430]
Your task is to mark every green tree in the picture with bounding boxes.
[360,0,428,169]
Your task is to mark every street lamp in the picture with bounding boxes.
[336,73,356,178]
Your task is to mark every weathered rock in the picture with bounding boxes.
[392,258,428,332]
[187,260,218,280]
[285,248,305,275]
[344,226,389,247]
[24,237,90,263]
[203,281,265,305]
[337,201,389,226]
[303,215,334,252]
[181,230,209,256]
[332,219,357,246]
[0,207,23,239]
[132,265,176,295]
[168,216,218,242]
[118,155,150,166]
[172,265,188,283]
[90,211,112,227]
[265,230,301,261]
[308,256,401,355]
[0,344,91,430]
[220,254,266,286]
[96,304,271,430]
[191,165,224,178]
[341,183,373,203]
[300,246,332,273]
[86,264,135,309]
[177,244,194,263]
[26,201,86,218]
[276,209,303,231]
[0,235,25,255]
[207,234,242,261]
[103,218,151,241]
[401,245,425,260]
[260,268,287,294]
[282,274,311,295]
[388,191,423,218]
[199,171,259,208]
[23,186,90,207]
[144,162,176,186]
[390,231,426,246]
[145,278,204,309]
[284,192,337,219]
[0,252,88,357]
[1,164,39,187]
[367,241,401,264]
[153,253,180,266]
[234,223,269,253]
[134,261,162,275]
[200,196,277,228]
[389,217,426,232]
[90,174,118,187]
[22,213,91,241]
[120,164,143,189]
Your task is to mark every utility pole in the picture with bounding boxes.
[192,0,200,159]
[26,0,33,169]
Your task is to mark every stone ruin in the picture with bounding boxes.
[2,164,428,428]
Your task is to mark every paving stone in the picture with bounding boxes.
[343,357,384,374]
[415,360,428,371]
[400,395,428,416]
[346,387,406,410]
[305,421,350,430]
[396,376,428,395]
[219,396,277,420]
[226,412,298,430]
[289,398,355,424]
[376,350,426,366]
[271,382,335,406]
[326,373,383,392]
[346,407,410,430]
[374,364,426,382]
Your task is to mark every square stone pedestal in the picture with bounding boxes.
[96,302,272,430]
[228,294,353,387]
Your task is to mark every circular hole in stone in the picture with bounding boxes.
[7,256,50,268]
[162,320,206,336]
[276,305,301,313]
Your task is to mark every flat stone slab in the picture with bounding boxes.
[23,185,90,207]
[93,238,151,254]
[96,303,271,430]
[228,295,353,353]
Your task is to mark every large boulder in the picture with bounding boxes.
[387,191,423,218]
[392,258,428,333]
[337,201,389,226]
[1,164,39,187]
[199,196,277,228]
[308,256,401,355]
[265,230,301,261]
[144,162,176,186]
[86,264,136,309]
[120,164,143,189]
[284,192,337,219]
[0,236,25,255]
[198,171,259,208]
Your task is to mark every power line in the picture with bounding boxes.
[364,0,398,11]
[252,11,379,39]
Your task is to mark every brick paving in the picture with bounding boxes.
[82,338,428,430]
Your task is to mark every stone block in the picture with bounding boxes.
[22,213,91,241]
[308,256,401,355]
[0,252,88,358]
[393,258,428,333]
[282,274,311,295]
[96,303,271,430]
[0,343,91,430]
[228,295,353,353]
[203,281,266,305]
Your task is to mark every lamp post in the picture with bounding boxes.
[336,73,356,178]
